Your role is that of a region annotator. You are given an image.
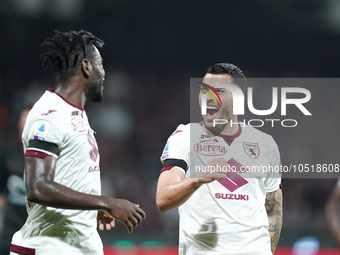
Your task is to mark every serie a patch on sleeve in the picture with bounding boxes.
[33,122,50,141]
[161,141,170,160]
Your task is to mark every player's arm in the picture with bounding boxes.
[156,158,228,213]
[326,184,340,246]
[156,166,201,213]
[157,125,227,213]
[25,155,145,233]
[265,188,283,254]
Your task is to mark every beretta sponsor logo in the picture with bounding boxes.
[194,140,227,156]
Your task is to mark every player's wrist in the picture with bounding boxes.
[101,196,114,211]
[188,172,203,187]
[191,177,204,188]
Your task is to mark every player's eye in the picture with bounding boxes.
[201,85,208,91]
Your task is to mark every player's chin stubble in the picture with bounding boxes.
[86,82,103,103]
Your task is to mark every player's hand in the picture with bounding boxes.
[107,199,146,233]
[98,210,115,231]
[193,157,229,184]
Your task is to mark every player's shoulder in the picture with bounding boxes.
[29,89,83,122]
[242,124,271,138]
[170,122,203,136]
[171,123,190,136]
[28,92,65,121]
[24,90,84,134]
[242,124,277,146]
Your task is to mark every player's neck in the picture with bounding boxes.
[55,80,86,109]
[219,115,240,136]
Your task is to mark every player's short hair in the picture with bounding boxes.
[41,30,104,82]
[206,63,247,94]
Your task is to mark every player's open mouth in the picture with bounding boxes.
[205,105,219,120]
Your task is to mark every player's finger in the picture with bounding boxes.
[136,207,146,219]
[134,204,140,207]
[216,174,227,180]
[106,222,111,231]
[129,216,139,227]
[125,220,134,234]
[99,217,105,231]
[133,211,143,225]
[110,219,115,228]
[99,224,104,231]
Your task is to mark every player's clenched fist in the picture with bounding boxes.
[107,198,146,233]
[194,157,229,184]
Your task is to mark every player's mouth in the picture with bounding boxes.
[205,105,219,121]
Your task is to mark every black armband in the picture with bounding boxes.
[163,158,187,172]
[28,139,58,155]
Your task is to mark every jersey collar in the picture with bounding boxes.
[47,89,84,112]
[205,123,242,146]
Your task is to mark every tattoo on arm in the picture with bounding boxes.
[266,189,283,254]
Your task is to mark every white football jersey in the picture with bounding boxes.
[160,122,281,255]
[11,90,103,255]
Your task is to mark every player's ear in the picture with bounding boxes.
[81,59,92,79]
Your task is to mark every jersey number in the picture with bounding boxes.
[87,131,98,162]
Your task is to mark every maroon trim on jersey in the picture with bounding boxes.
[171,130,183,136]
[47,89,84,111]
[208,124,242,146]
[160,166,174,174]
[25,150,48,159]
[10,244,36,255]
[280,183,283,189]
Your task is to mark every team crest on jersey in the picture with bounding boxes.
[34,122,49,141]
[71,116,85,132]
[243,142,260,159]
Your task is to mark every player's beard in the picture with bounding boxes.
[203,106,233,132]
[86,71,104,103]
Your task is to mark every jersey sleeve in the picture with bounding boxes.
[264,136,282,193]
[23,112,65,159]
[160,124,190,173]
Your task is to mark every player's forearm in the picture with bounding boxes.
[156,177,202,213]
[25,155,114,211]
[268,211,282,254]
[27,180,111,211]
[266,189,283,254]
